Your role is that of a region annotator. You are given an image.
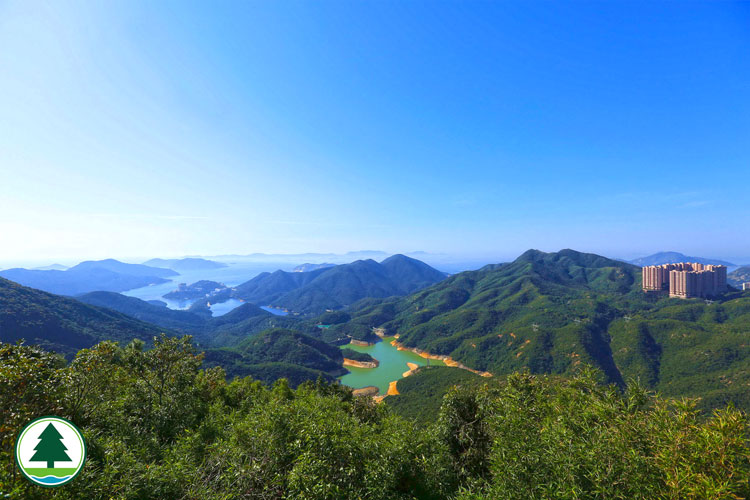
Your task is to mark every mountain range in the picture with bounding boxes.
[629,251,735,267]
[3,248,750,411]
[232,254,447,314]
[0,259,177,296]
[329,249,750,410]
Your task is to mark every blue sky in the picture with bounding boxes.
[1,1,749,265]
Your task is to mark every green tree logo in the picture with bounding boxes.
[15,416,86,487]
[30,423,72,469]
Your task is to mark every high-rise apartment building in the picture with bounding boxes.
[641,262,727,298]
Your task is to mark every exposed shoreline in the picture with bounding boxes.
[402,362,419,378]
[373,328,493,378]
[343,357,380,369]
[349,338,374,347]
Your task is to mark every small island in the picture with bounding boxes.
[163,280,228,301]
[341,348,379,368]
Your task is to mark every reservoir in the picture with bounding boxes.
[338,336,445,394]
[209,298,244,316]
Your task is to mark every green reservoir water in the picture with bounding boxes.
[338,337,445,394]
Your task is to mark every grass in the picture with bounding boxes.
[24,467,78,477]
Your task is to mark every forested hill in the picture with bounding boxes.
[202,328,346,384]
[0,277,166,357]
[729,266,750,287]
[233,254,447,315]
[76,291,207,330]
[333,249,750,410]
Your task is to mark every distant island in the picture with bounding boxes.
[163,280,229,301]
[142,257,228,271]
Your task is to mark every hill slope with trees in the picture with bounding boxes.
[233,254,447,314]
[333,249,750,410]
[2,338,748,499]
[0,278,166,357]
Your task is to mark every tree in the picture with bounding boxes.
[30,423,70,469]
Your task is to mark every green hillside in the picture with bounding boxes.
[729,266,750,287]
[0,278,167,357]
[233,255,447,315]
[335,249,750,410]
[3,339,748,499]
[1,279,342,387]
[202,328,346,383]
[77,291,206,330]
[385,365,493,423]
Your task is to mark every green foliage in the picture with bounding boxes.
[386,366,492,424]
[455,369,750,500]
[2,340,749,499]
[0,339,453,499]
[202,328,346,385]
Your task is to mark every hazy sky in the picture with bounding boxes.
[1,1,749,265]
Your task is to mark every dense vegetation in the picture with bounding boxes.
[202,328,346,383]
[386,366,491,424]
[0,278,165,357]
[2,338,748,499]
[334,249,750,411]
[233,254,447,315]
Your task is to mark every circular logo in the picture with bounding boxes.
[15,416,86,487]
